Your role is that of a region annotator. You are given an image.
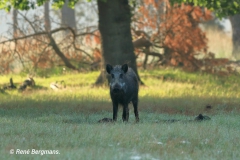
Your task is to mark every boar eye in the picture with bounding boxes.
[111,74,114,78]
[119,73,123,78]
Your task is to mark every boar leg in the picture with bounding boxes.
[122,104,129,122]
[132,99,139,122]
[113,102,118,121]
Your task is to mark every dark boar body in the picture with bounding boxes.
[106,64,139,122]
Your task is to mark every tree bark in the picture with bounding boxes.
[229,15,240,60]
[95,0,142,85]
[13,9,18,37]
[61,0,76,31]
[44,1,51,31]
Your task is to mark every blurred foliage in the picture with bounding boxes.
[0,0,79,11]
[133,1,213,71]
[1,0,240,18]
[1,0,239,74]
[169,0,240,18]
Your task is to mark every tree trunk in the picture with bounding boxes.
[61,0,76,30]
[44,1,51,31]
[229,15,240,60]
[13,9,18,38]
[95,0,142,85]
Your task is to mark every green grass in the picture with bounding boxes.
[0,69,240,159]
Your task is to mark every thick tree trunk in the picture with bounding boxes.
[44,1,51,31]
[95,0,142,85]
[229,15,240,60]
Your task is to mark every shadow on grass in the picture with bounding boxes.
[0,94,239,124]
[0,96,111,124]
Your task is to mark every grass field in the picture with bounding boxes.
[1,69,240,160]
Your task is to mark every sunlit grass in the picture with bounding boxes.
[0,69,240,159]
[205,28,232,59]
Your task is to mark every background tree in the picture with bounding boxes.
[132,1,213,71]
[1,0,239,77]
[13,9,18,37]
[169,0,240,61]
[61,0,76,30]
[229,14,240,60]
[44,1,51,31]
[0,0,142,84]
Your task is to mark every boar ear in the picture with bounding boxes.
[121,64,128,73]
[106,64,113,74]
